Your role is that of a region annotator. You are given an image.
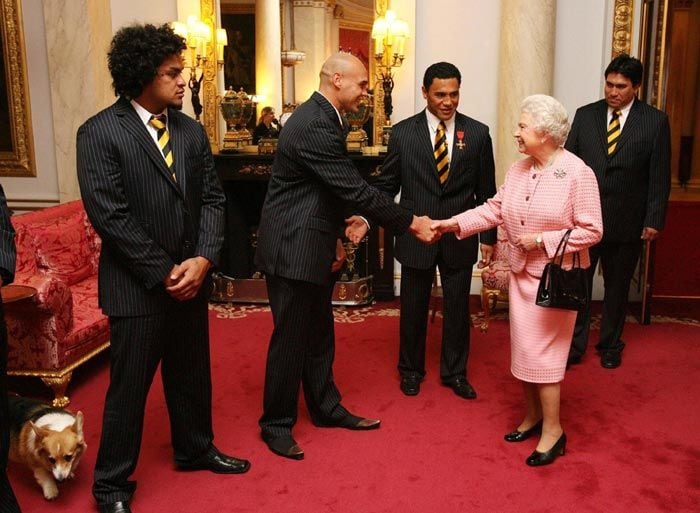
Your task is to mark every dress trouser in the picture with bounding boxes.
[1,303,22,513]
[398,254,472,382]
[260,274,349,438]
[570,240,641,357]
[93,299,214,505]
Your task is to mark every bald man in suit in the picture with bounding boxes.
[77,24,249,513]
[255,52,437,460]
[1,183,20,513]
[566,54,671,370]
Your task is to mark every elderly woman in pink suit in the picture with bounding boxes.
[432,95,602,466]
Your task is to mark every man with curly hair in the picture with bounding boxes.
[77,24,249,513]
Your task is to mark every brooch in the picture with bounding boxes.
[456,130,466,150]
[553,168,567,179]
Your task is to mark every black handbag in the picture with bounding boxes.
[535,229,589,311]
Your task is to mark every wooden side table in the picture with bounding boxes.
[1,284,37,304]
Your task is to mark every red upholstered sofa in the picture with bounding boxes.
[6,200,109,406]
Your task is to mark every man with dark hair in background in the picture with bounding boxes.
[0,183,20,513]
[77,23,249,513]
[370,62,497,399]
[566,54,671,369]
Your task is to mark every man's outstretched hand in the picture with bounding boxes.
[410,215,440,244]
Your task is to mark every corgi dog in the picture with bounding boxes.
[8,395,87,500]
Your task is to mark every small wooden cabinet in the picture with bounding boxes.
[213,153,396,303]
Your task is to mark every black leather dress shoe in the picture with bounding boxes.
[400,375,421,396]
[99,501,131,513]
[261,432,304,460]
[526,433,567,467]
[504,419,543,442]
[177,447,250,474]
[600,350,622,369]
[334,413,381,430]
[442,377,477,399]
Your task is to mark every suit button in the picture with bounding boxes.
[521,220,524,226]
[525,196,530,201]
[532,174,536,179]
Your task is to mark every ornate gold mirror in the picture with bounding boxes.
[0,0,35,177]
[200,0,387,151]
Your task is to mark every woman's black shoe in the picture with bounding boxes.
[525,432,567,466]
[504,419,542,442]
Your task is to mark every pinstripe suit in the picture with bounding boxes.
[1,183,20,513]
[255,92,413,437]
[373,111,496,381]
[77,97,226,504]
[566,98,671,356]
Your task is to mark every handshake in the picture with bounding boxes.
[345,215,459,245]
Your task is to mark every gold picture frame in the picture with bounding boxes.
[0,0,35,177]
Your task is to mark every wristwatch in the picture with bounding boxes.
[535,233,543,250]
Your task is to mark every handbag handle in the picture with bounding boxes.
[552,229,581,268]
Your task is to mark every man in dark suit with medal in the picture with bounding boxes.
[370,62,497,399]
[565,54,671,369]
[77,24,249,513]
[255,52,437,460]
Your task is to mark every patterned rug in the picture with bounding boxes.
[208,301,700,328]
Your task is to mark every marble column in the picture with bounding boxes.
[293,1,330,101]
[42,0,114,202]
[255,0,283,115]
[495,0,556,184]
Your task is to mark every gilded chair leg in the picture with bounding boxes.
[41,374,72,408]
[481,288,491,333]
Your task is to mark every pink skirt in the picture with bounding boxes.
[508,270,577,383]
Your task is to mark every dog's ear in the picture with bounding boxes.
[30,421,49,440]
[73,411,85,438]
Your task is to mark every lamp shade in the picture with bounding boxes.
[216,28,228,47]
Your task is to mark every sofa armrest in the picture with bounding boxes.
[15,274,73,319]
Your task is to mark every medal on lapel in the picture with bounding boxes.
[456,130,466,150]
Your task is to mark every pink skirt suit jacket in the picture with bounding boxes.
[453,149,603,382]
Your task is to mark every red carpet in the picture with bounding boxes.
[8,301,700,512]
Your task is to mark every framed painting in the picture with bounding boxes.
[220,6,256,95]
[0,0,35,177]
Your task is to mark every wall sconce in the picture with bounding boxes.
[371,9,409,140]
[170,16,227,123]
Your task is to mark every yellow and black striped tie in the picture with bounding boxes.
[434,121,449,185]
[607,109,622,156]
[149,114,176,181]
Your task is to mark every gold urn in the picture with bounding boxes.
[219,87,254,151]
[345,93,373,152]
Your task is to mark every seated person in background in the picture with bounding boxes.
[253,106,280,144]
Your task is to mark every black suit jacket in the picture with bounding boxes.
[565,98,671,243]
[374,110,497,269]
[0,184,15,286]
[77,97,226,316]
[255,92,413,286]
